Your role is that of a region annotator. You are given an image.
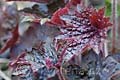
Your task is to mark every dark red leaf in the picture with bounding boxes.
[70,0,81,5]
[51,7,68,25]
[66,0,81,8]
[89,8,112,29]
[0,25,19,54]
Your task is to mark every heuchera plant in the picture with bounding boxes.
[51,6,112,62]
[0,0,113,80]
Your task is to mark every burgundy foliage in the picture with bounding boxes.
[0,0,113,80]
[51,6,112,61]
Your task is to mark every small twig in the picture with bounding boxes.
[112,0,117,53]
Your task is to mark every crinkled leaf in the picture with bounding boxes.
[52,6,112,62]
[10,45,57,79]
[0,3,19,54]
[10,21,60,58]
[100,55,120,80]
